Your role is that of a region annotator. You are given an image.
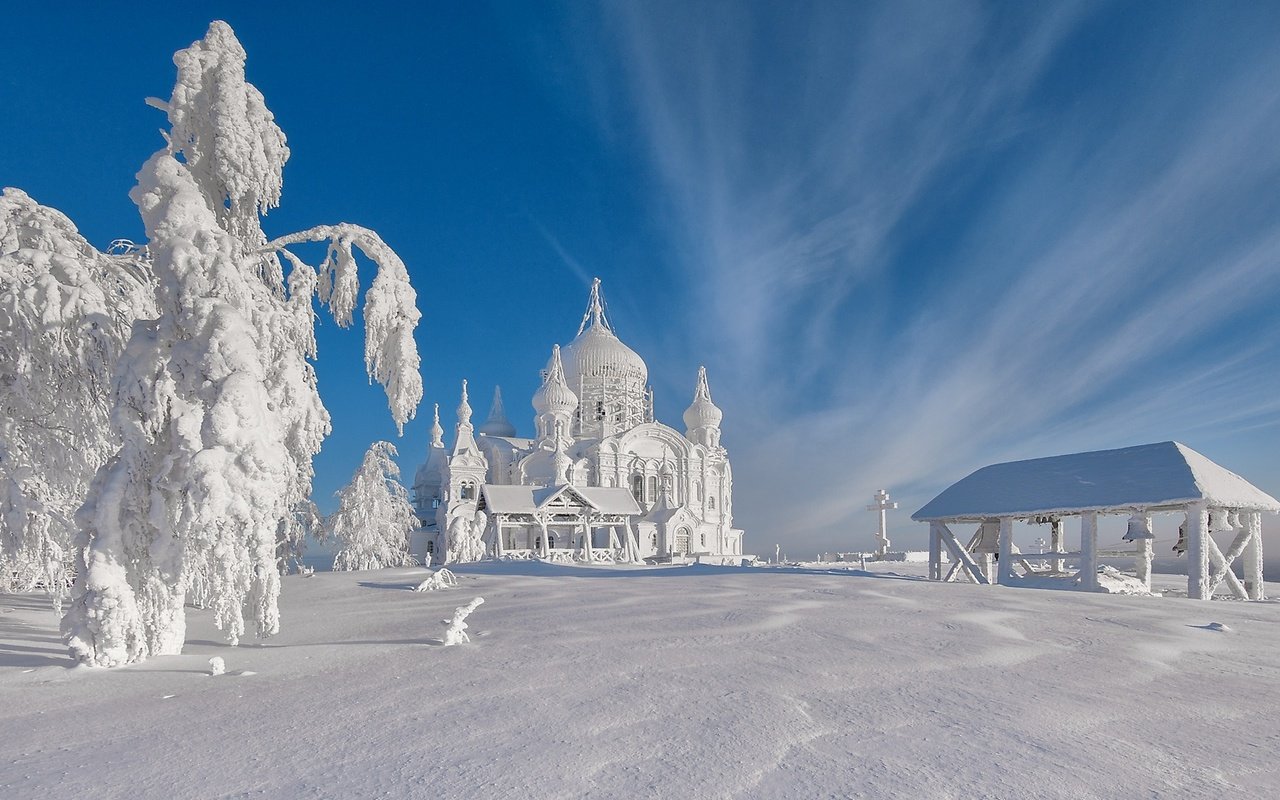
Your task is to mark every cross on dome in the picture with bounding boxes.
[578,276,614,335]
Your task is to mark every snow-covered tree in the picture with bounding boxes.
[328,442,418,572]
[61,21,423,667]
[0,190,155,606]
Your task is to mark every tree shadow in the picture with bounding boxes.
[0,594,71,669]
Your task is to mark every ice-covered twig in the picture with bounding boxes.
[414,568,458,592]
[442,597,484,646]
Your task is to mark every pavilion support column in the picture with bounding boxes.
[1186,503,1210,600]
[997,517,1015,585]
[1136,513,1154,591]
[1079,511,1099,591]
[539,517,550,558]
[624,517,641,561]
[494,520,505,559]
[582,516,595,563]
[1245,511,1265,601]
[928,522,943,581]
[1050,520,1064,574]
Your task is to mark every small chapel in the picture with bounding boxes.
[412,279,746,565]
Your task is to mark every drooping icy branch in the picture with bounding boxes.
[255,225,423,433]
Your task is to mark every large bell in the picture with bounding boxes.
[1123,513,1154,542]
[1210,509,1238,536]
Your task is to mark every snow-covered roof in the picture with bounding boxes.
[912,441,1280,522]
[480,484,641,515]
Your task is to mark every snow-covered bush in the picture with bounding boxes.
[0,191,155,606]
[329,442,419,572]
[414,567,458,592]
[208,656,226,676]
[61,21,423,667]
[442,597,484,645]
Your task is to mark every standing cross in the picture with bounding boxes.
[867,489,898,558]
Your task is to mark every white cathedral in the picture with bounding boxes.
[412,279,745,565]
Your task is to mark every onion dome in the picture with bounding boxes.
[558,278,648,390]
[478,385,517,437]
[457,379,473,427]
[533,345,579,417]
[429,403,444,447]
[683,366,723,431]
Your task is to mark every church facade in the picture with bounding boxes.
[412,279,745,565]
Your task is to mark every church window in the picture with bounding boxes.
[650,533,658,548]
[631,474,644,501]
[426,541,434,554]
[460,481,476,501]
[595,400,606,420]
[535,536,542,550]
[701,533,706,547]
[693,481,702,501]
[648,476,658,501]
[431,497,441,509]
[709,496,716,510]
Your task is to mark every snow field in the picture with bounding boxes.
[3,562,1280,798]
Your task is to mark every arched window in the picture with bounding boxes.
[535,536,542,550]
[709,496,716,510]
[648,476,658,501]
[693,481,702,502]
[650,532,658,548]
[460,481,476,501]
[631,474,644,501]
[426,541,434,554]
[700,533,706,547]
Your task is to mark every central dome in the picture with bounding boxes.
[552,279,648,391]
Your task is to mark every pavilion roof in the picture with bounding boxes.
[480,484,641,515]
[912,441,1280,522]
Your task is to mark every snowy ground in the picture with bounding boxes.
[4,561,1280,799]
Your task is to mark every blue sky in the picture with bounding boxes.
[3,2,1279,555]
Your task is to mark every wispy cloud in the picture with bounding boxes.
[572,1,1280,550]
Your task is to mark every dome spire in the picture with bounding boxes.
[577,277,613,335]
[457,379,472,426]
[429,403,444,447]
[683,366,723,447]
[479,385,518,438]
[533,345,578,440]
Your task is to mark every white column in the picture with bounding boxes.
[1050,519,1064,574]
[929,522,943,581]
[1245,511,1265,601]
[997,517,1015,585]
[1186,503,1209,600]
[494,520,505,558]
[1136,513,1153,590]
[1079,511,1099,591]
[582,516,595,562]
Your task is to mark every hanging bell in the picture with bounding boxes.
[1210,509,1237,536]
[1123,513,1154,542]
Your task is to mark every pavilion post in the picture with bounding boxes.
[581,516,595,562]
[929,522,943,581]
[1079,511,1099,591]
[1245,511,1265,601]
[1135,512,1154,590]
[1050,519,1064,574]
[997,517,1015,585]
[1186,503,1209,600]
[494,520,505,558]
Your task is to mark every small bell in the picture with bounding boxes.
[1124,513,1154,542]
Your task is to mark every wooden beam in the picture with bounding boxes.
[997,517,1015,585]
[1205,532,1249,600]
[1078,511,1099,591]
[1186,504,1209,600]
[938,523,989,585]
[1246,512,1265,601]
[929,522,943,581]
